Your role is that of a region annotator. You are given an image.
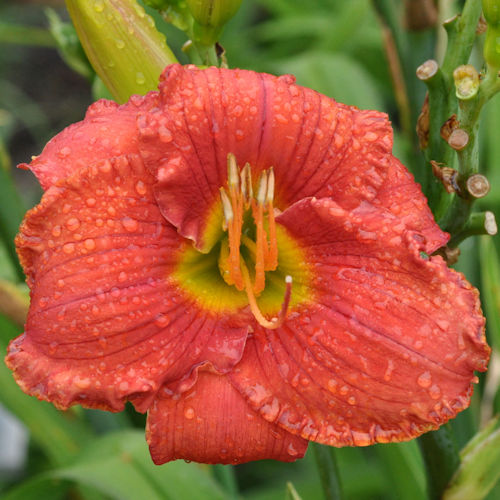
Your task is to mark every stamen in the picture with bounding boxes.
[220,154,281,296]
[242,265,292,330]
[256,171,268,205]
[264,167,278,271]
[227,153,239,192]
[240,163,253,209]
[265,167,275,205]
[219,188,233,231]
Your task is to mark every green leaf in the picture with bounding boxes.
[285,481,303,500]
[45,8,94,81]
[312,443,343,500]
[2,475,71,500]
[0,151,26,281]
[51,430,228,500]
[374,441,426,500]
[0,23,57,48]
[418,425,461,500]
[479,236,500,349]
[444,417,500,500]
[0,314,94,466]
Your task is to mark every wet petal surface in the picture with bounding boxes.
[138,64,446,253]
[7,155,248,412]
[229,197,489,446]
[147,371,308,464]
[24,94,159,190]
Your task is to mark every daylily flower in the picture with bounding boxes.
[6,64,489,465]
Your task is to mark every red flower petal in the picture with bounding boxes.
[24,94,158,190]
[7,155,248,412]
[138,64,445,253]
[229,197,489,446]
[146,371,308,464]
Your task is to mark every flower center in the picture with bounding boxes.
[218,154,292,329]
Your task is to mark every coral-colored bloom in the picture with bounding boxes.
[6,65,489,465]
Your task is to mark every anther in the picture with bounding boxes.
[227,153,239,191]
[240,163,253,208]
[266,167,275,204]
[219,188,234,229]
[256,171,268,205]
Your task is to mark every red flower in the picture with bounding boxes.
[6,64,489,465]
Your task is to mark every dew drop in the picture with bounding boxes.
[155,314,170,327]
[119,381,129,392]
[136,72,146,85]
[115,39,125,49]
[347,396,356,406]
[417,371,432,388]
[122,217,139,232]
[287,442,299,456]
[429,384,441,400]
[184,407,195,419]
[384,359,394,381]
[327,379,337,393]
[66,217,80,231]
[93,0,104,12]
[63,242,75,254]
[52,225,62,237]
[84,238,96,250]
[135,180,147,195]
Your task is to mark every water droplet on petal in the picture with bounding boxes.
[63,242,75,254]
[184,407,195,419]
[417,371,432,388]
[155,314,170,327]
[84,238,96,250]
[135,180,147,195]
[429,384,441,399]
[287,443,299,456]
[122,217,139,232]
[66,217,80,231]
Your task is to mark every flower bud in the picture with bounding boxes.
[65,0,178,103]
[186,0,242,44]
[482,0,500,27]
[453,65,480,100]
[482,0,500,68]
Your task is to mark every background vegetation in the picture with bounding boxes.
[0,0,499,499]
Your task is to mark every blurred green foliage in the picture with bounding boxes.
[0,0,498,499]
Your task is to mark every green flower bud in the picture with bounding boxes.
[453,65,480,100]
[186,0,242,44]
[482,0,500,27]
[65,0,178,103]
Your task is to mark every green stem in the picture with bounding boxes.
[439,65,499,234]
[212,465,238,499]
[312,443,343,500]
[418,63,454,218]
[0,23,57,47]
[448,211,497,247]
[418,425,461,500]
[441,0,483,77]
